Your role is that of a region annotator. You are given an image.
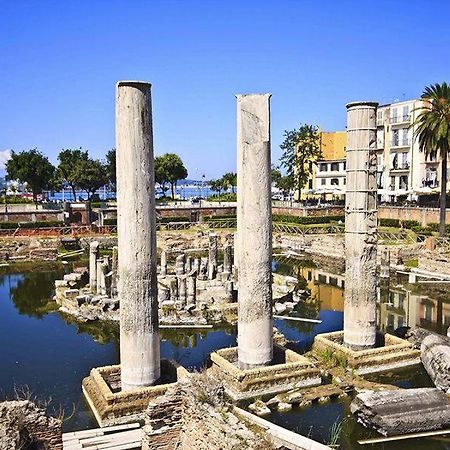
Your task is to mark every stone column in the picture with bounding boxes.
[116,81,160,390]
[160,250,167,277]
[111,246,118,298]
[380,248,390,279]
[178,276,187,309]
[175,254,185,276]
[236,94,273,368]
[187,276,196,308]
[89,241,100,293]
[96,259,104,295]
[343,101,378,350]
[223,243,233,276]
[208,233,218,279]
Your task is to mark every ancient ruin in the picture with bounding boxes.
[343,101,378,350]
[236,94,274,368]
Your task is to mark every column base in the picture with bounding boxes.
[82,360,188,427]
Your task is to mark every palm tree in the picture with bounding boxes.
[412,82,450,237]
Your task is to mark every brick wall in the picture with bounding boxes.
[0,400,62,450]
[142,377,272,450]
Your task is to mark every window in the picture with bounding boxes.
[391,108,398,124]
[318,274,327,283]
[329,277,338,286]
[321,178,326,186]
[343,162,346,170]
[401,128,409,146]
[330,162,339,171]
[399,175,408,189]
[400,152,409,169]
[390,176,396,190]
[319,163,328,172]
[402,105,409,121]
[392,129,399,146]
[308,179,313,189]
[331,178,339,186]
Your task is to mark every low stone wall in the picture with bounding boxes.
[0,210,64,223]
[275,233,345,259]
[0,400,62,450]
[419,252,450,276]
[379,205,450,226]
[0,237,59,261]
[142,375,273,450]
[272,205,343,218]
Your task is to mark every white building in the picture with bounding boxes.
[376,99,448,203]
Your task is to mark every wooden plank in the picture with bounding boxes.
[358,428,450,445]
[79,429,142,446]
[274,315,322,324]
[63,423,140,440]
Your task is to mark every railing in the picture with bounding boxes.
[0,224,116,237]
[391,140,410,147]
[390,115,410,124]
[434,237,450,254]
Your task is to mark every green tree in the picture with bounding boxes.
[209,179,223,196]
[6,149,55,205]
[154,155,170,197]
[221,172,237,193]
[56,148,89,201]
[106,148,116,190]
[279,124,321,200]
[77,158,109,200]
[412,82,450,237]
[157,153,188,199]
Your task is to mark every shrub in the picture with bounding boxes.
[427,222,439,231]
[272,214,344,225]
[411,225,432,236]
[401,220,420,229]
[0,221,63,229]
[158,216,190,223]
[379,218,400,227]
[103,218,117,226]
[204,214,237,221]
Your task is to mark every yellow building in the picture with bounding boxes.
[302,131,347,200]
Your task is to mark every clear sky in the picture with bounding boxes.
[1,0,449,178]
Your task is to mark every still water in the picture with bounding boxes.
[1,258,449,449]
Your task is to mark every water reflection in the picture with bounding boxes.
[273,256,450,339]
[1,257,448,438]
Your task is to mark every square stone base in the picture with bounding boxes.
[312,331,421,375]
[209,344,322,400]
[82,359,188,427]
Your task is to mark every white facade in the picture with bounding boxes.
[312,159,346,196]
[309,99,449,202]
[376,99,448,202]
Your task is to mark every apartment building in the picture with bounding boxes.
[302,99,449,203]
[303,131,347,199]
[376,98,448,203]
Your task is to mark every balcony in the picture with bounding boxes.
[390,115,410,125]
[422,180,439,188]
[390,139,410,148]
[390,164,410,171]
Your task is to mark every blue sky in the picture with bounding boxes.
[1,0,450,178]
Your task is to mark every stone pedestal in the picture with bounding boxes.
[236,94,273,368]
[116,81,160,390]
[343,101,378,350]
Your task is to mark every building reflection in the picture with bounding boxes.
[276,259,449,336]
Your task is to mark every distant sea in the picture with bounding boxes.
[46,181,218,202]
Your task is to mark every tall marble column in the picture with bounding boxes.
[236,94,273,368]
[116,81,160,390]
[343,101,378,350]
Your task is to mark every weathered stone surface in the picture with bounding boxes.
[142,374,274,450]
[236,93,273,368]
[89,240,100,293]
[421,333,450,393]
[344,101,378,350]
[0,400,62,450]
[116,81,160,390]
[351,388,450,436]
